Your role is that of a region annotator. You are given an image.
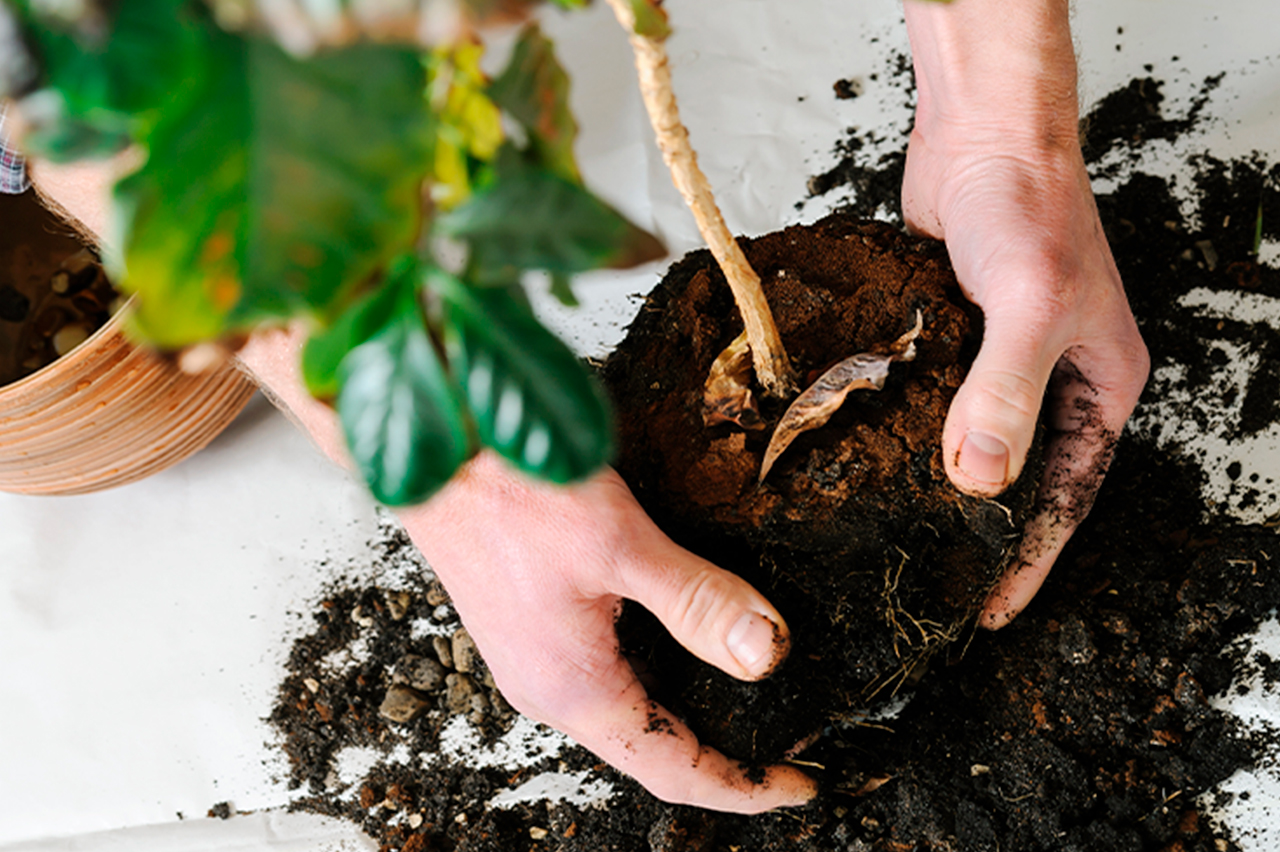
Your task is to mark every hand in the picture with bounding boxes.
[902,0,1150,628]
[397,453,817,812]
[237,329,815,812]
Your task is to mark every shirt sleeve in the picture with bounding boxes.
[0,102,32,195]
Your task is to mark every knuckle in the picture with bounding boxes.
[969,369,1044,424]
[669,570,728,638]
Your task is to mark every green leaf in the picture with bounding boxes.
[437,149,664,285]
[114,31,433,349]
[337,292,472,507]
[548,272,579,307]
[301,256,417,401]
[16,0,211,160]
[489,23,580,182]
[431,269,611,483]
[627,0,671,41]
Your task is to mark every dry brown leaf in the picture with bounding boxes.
[759,311,923,483]
[702,330,766,429]
[843,775,894,798]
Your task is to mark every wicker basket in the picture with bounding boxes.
[0,307,256,495]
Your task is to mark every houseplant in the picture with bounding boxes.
[4,0,1047,811]
[1,0,669,507]
[0,0,1012,744]
[0,160,256,495]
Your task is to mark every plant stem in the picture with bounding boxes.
[603,0,796,397]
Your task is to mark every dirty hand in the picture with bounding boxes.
[237,328,815,814]
[397,453,817,813]
[901,0,1150,627]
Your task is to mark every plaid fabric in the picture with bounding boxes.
[0,102,30,194]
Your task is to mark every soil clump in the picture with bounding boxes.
[601,214,1041,762]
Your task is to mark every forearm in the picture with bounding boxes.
[904,0,1078,148]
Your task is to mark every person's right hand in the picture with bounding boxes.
[901,0,1151,628]
[396,452,817,812]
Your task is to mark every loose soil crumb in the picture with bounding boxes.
[271,70,1280,852]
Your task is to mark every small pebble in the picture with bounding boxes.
[970,764,991,776]
[408,813,423,829]
[351,605,374,628]
[303,677,321,694]
[467,692,489,725]
[446,673,480,715]
[488,688,512,719]
[425,580,450,606]
[529,826,548,840]
[52,324,90,356]
[394,654,446,692]
[379,685,430,723]
[433,635,454,669]
[385,590,412,621]
[451,628,479,673]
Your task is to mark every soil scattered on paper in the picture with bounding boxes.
[270,71,1280,852]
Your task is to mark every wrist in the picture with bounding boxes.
[904,0,1079,155]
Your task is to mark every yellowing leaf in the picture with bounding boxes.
[703,329,764,430]
[759,312,923,484]
[431,137,471,210]
[428,38,503,210]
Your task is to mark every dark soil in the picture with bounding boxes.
[601,214,1041,762]
[0,188,116,386]
[269,71,1280,852]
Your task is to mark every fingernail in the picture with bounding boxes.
[727,612,776,674]
[958,431,1009,486]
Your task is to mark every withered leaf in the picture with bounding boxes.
[759,312,923,483]
[702,330,765,430]
[839,775,895,798]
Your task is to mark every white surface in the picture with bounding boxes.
[3,0,1280,848]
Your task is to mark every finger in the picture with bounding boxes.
[607,528,791,682]
[980,354,1132,628]
[555,661,817,813]
[942,305,1063,496]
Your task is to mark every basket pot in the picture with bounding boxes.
[0,306,257,496]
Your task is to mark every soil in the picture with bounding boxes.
[601,214,1041,762]
[268,70,1280,852]
[0,188,117,386]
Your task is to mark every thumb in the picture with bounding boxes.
[610,533,791,682]
[943,309,1061,496]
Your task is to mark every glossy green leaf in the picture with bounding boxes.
[337,295,472,507]
[431,269,611,483]
[301,257,417,401]
[437,149,664,285]
[16,0,210,160]
[114,31,433,349]
[489,23,579,183]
